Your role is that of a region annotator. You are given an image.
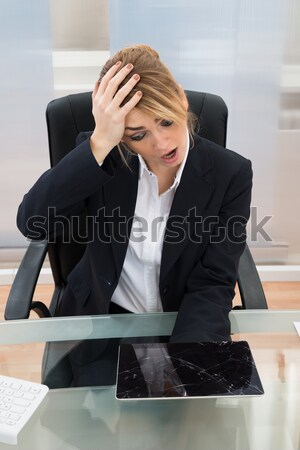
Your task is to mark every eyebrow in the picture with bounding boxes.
[125,119,160,131]
[125,126,145,131]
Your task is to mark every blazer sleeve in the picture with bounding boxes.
[170,158,252,343]
[17,134,112,241]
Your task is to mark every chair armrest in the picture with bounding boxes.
[5,240,50,320]
[237,244,268,309]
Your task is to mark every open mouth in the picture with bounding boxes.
[161,148,177,160]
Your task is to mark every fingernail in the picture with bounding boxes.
[126,63,133,69]
[115,61,121,66]
[133,74,140,80]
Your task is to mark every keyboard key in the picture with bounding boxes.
[0,403,10,411]
[30,387,41,395]
[4,389,14,396]
[13,391,23,398]
[23,393,36,401]
[10,405,25,414]
[9,413,21,422]
[5,419,16,426]
[20,385,31,393]
[12,398,30,407]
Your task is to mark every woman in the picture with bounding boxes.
[17,45,252,386]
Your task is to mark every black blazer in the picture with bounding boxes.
[17,133,252,350]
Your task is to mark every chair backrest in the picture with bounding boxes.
[46,90,228,166]
[45,90,228,288]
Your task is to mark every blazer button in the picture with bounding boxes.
[162,286,169,296]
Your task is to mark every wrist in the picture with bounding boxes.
[89,133,113,163]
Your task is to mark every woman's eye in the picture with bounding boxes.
[161,119,173,127]
[130,132,146,141]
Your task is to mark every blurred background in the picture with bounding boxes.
[0,0,299,282]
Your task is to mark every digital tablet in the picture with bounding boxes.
[115,341,264,400]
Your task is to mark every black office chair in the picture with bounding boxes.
[5,90,268,323]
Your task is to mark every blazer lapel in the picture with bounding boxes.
[103,154,139,276]
[160,137,215,282]
[102,138,215,282]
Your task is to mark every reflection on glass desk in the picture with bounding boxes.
[0,310,299,450]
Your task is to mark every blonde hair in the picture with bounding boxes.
[99,44,198,163]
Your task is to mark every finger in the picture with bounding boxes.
[101,63,135,102]
[92,80,100,100]
[111,73,140,107]
[96,61,122,97]
[119,91,143,117]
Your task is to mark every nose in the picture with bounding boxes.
[152,130,170,151]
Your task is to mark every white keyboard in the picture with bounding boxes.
[0,375,49,445]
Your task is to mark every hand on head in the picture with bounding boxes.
[90,61,142,163]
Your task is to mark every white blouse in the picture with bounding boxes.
[111,131,190,313]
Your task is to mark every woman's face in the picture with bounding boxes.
[121,107,188,175]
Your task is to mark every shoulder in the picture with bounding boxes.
[192,134,250,165]
[190,134,252,177]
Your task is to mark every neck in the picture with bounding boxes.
[140,157,180,195]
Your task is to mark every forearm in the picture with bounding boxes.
[170,158,252,343]
[170,277,233,343]
[17,138,111,240]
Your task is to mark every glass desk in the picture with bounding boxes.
[0,310,299,450]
